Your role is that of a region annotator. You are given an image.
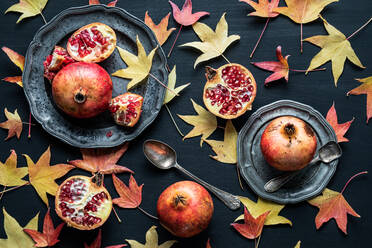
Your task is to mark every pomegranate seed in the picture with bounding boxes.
[248,85,254,92]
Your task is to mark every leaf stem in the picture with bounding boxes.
[168,24,183,58]
[250,18,270,58]
[347,17,372,40]
[0,182,30,194]
[340,171,368,194]
[138,206,158,220]
[289,68,326,72]
[255,231,262,248]
[28,111,32,138]
[236,164,244,191]
[40,12,47,24]
[165,104,184,136]
[112,206,122,223]
[0,186,6,200]
[149,73,179,96]
[300,22,303,53]
[220,53,232,64]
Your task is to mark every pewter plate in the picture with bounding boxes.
[22,5,167,148]
[237,100,338,204]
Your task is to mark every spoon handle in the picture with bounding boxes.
[175,163,241,210]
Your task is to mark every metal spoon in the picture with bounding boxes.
[264,141,342,193]
[143,139,241,210]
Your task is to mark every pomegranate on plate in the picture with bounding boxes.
[157,181,214,238]
[55,175,112,230]
[52,62,113,119]
[203,63,257,119]
[67,22,117,63]
[109,93,144,127]
[43,46,75,81]
[260,116,317,171]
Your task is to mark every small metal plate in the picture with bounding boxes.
[237,100,338,204]
[22,5,167,148]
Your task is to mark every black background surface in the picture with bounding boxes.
[0,0,371,247]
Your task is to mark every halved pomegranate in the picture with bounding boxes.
[67,22,117,63]
[109,93,144,127]
[203,63,257,119]
[55,174,112,230]
[43,46,75,81]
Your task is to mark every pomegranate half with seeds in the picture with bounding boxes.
[55,175,112,230]
[43,46,75,81]
[109,93,144,127]
[203,63,257,119]
[67,22,116,63]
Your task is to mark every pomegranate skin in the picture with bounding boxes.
[260,116,317,171]
[52,62,113,118]
[157,181,214,238]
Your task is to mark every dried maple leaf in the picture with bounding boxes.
[163,66,190,105]
[235,196,292,226]
[0,208,39,248]
[84,230,127,248]
[126,226,176,248]
[5,0,48,23]
[145,12,176,46]
[204,120,237,164]
[112,174,143,208]
[274,0,338,52]
[252,45,289,85]
[231,207,269,239]
[24,146,74,206]
[112,36,157,90]
[347,76,372,123]
[304,17,365,86]
[0,150,28,187]
[2,47,24,87]
[326,102,354,142]
[180,13,240,68]
[206,239,211,248]
[23,209,64,247]
[294,241,301,248]
[89,0,117,6]
[178,99,217,146]
[169,0,209,26]
[69,143,133,174]
[0,108,23,140]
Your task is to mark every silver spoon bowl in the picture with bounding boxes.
[143,139,241,210]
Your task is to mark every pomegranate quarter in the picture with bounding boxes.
[260,116,317,171]
[109,93,144,127]
[55,175,112,230]
[203,63,257,119]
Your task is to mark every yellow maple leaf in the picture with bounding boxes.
[112,36,158,90]
[235,196,292,226]
[2,47,24,87]
[126,226,176,248]
[294,241,301,248]
[0,208,39,248]
[0,108,23,140]
[305,17,365,86]
[180,13,240,68]
[178,99,217,146]
[163,66,190,105]
[5,0,48,23]
[0,150,28,187]
[145,11,176,46]
[23,146,74,206]
[204,120,237,164]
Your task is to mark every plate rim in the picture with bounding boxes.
[237,100,338,204]
[22,4,167,148]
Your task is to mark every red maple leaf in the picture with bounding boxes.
[347,76,372,123]
[23,209,64,247]
[69,143,133,174]
[169,0,209,26]
[84,229,127,248]
[89,0,117,6]
[231,207,269,239]
[326,102,354,143]
[112,174,143,208]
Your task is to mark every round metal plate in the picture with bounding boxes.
[22,4,167,148]
[237,100,338,204]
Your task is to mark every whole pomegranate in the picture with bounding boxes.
[52,62,113,118]
[55,175,112,230]
[67,22,117,63]
[260,116,317,171]
[109,93,143,127]
[43,46,75,81]
[157,181,214,238]
[203,63,257,119]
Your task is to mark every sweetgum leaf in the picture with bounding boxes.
[169,0,209,26]
[231,207,269,239]
[326,102,354,142]
[163,66,190,105]
[145,12,176,46]
[5,0,48,23]
[0,108,22,140]
[126,226,176,248]
[2,47,24,87]
[347,76,372,123]
[240,0,280,18]
[89,0,117,6]
[0,150,28,187]
[112,174,143,209]
[84,230,127,248]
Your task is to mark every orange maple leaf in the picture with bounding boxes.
[144,11,176,46]
[326,102,354,143]
[89,0,117,6]
[347,76,372,123]
[231,207,269,239]
[112,174,143,208]
[69,143,133,174]
[23,209,64,247]
[0,108,22,140]
[240,0,280,18]
[84,229,127,248]
[2,47,24,87]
